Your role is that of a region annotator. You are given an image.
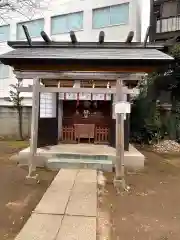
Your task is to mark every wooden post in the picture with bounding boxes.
[114,79,126,190]
[27,77,40,178]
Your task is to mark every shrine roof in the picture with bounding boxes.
[0,42,173,66]
[0,28,174,68]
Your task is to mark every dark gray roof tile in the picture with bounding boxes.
[0,48,173,61]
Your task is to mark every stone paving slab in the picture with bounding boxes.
[53,169,78,182]
[66,182,97,217]
[15,169,97,240]
[34,169,78,215]
[66,170,97,217]
[34,189,71,215]
[15,213,63,240]
[49,169,78,190]
[76,169,97,183]
[56,216,96,240]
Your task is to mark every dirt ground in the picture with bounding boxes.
[0,141,57,240]
[98,148,180,240]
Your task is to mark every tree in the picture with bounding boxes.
[140,43,180,141]
[0,0,49,22]
[4,79,24,140]
[133,43,180,140]
[131,73,167,144]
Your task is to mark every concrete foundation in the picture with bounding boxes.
[12,144,145,171]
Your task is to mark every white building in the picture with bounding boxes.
[0,0,142,106]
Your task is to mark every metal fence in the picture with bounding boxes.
[156,16,180,33]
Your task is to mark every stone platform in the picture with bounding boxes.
[13,144,145,171]
[15,169,97,240]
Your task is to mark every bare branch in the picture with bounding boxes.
[0,0,50,23]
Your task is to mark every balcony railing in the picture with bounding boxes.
[156,16,180,33]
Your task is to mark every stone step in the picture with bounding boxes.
[45,158,112,172]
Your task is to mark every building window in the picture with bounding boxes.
[0,64,9,97]
[51,11,83,35]
[0,25,10,42]
[17,18,44,40]
[0,64,9,79]
[40,93,56,118]
[161,1,178,18]
[92,3,129,29]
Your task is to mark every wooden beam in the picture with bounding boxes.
[8,40,165,49]
[143,26,151,47]
[70,31,77,44]
[28,78,40,178]
[114,79,126,189]
[99,31,105,44]
[125,31,134,43]
[17,85,139,95]
[22,25,32,46]
[18,86,117,94]
[41,31,51,43]
[17,86,139,95]
[14,70,144,81]
[13,64,153,73]
[15,71,126,80]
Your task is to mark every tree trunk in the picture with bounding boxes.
[17,107,23,140]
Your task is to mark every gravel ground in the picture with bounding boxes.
[97,149,180,240]
[0,141,57,240]
[153,140,180,153]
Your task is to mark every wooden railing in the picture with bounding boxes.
[62,126,75,143]
[61,125,110,144]
[94,126,109,144]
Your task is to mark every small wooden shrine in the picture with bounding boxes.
[0,27,174,177]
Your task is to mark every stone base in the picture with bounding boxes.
[25,174,40,185]
[11,144,145,172]
[10,154,48,168]
[113,177,130,193]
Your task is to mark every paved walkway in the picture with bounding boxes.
[15,169,97,240]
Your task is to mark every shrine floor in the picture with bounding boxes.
[14,144,145,171]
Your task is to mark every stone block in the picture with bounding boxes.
[34,169,77,215]
[15,213,62,240]
[66,182,97,217]
[56,216,96,240]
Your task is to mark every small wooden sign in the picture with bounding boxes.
[115,102,131,114]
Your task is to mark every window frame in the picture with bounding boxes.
[92,3,129,29]
[51,11,84,35]
[161,1,178,18]
[0,24,10,43]
[16,18,44,40]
